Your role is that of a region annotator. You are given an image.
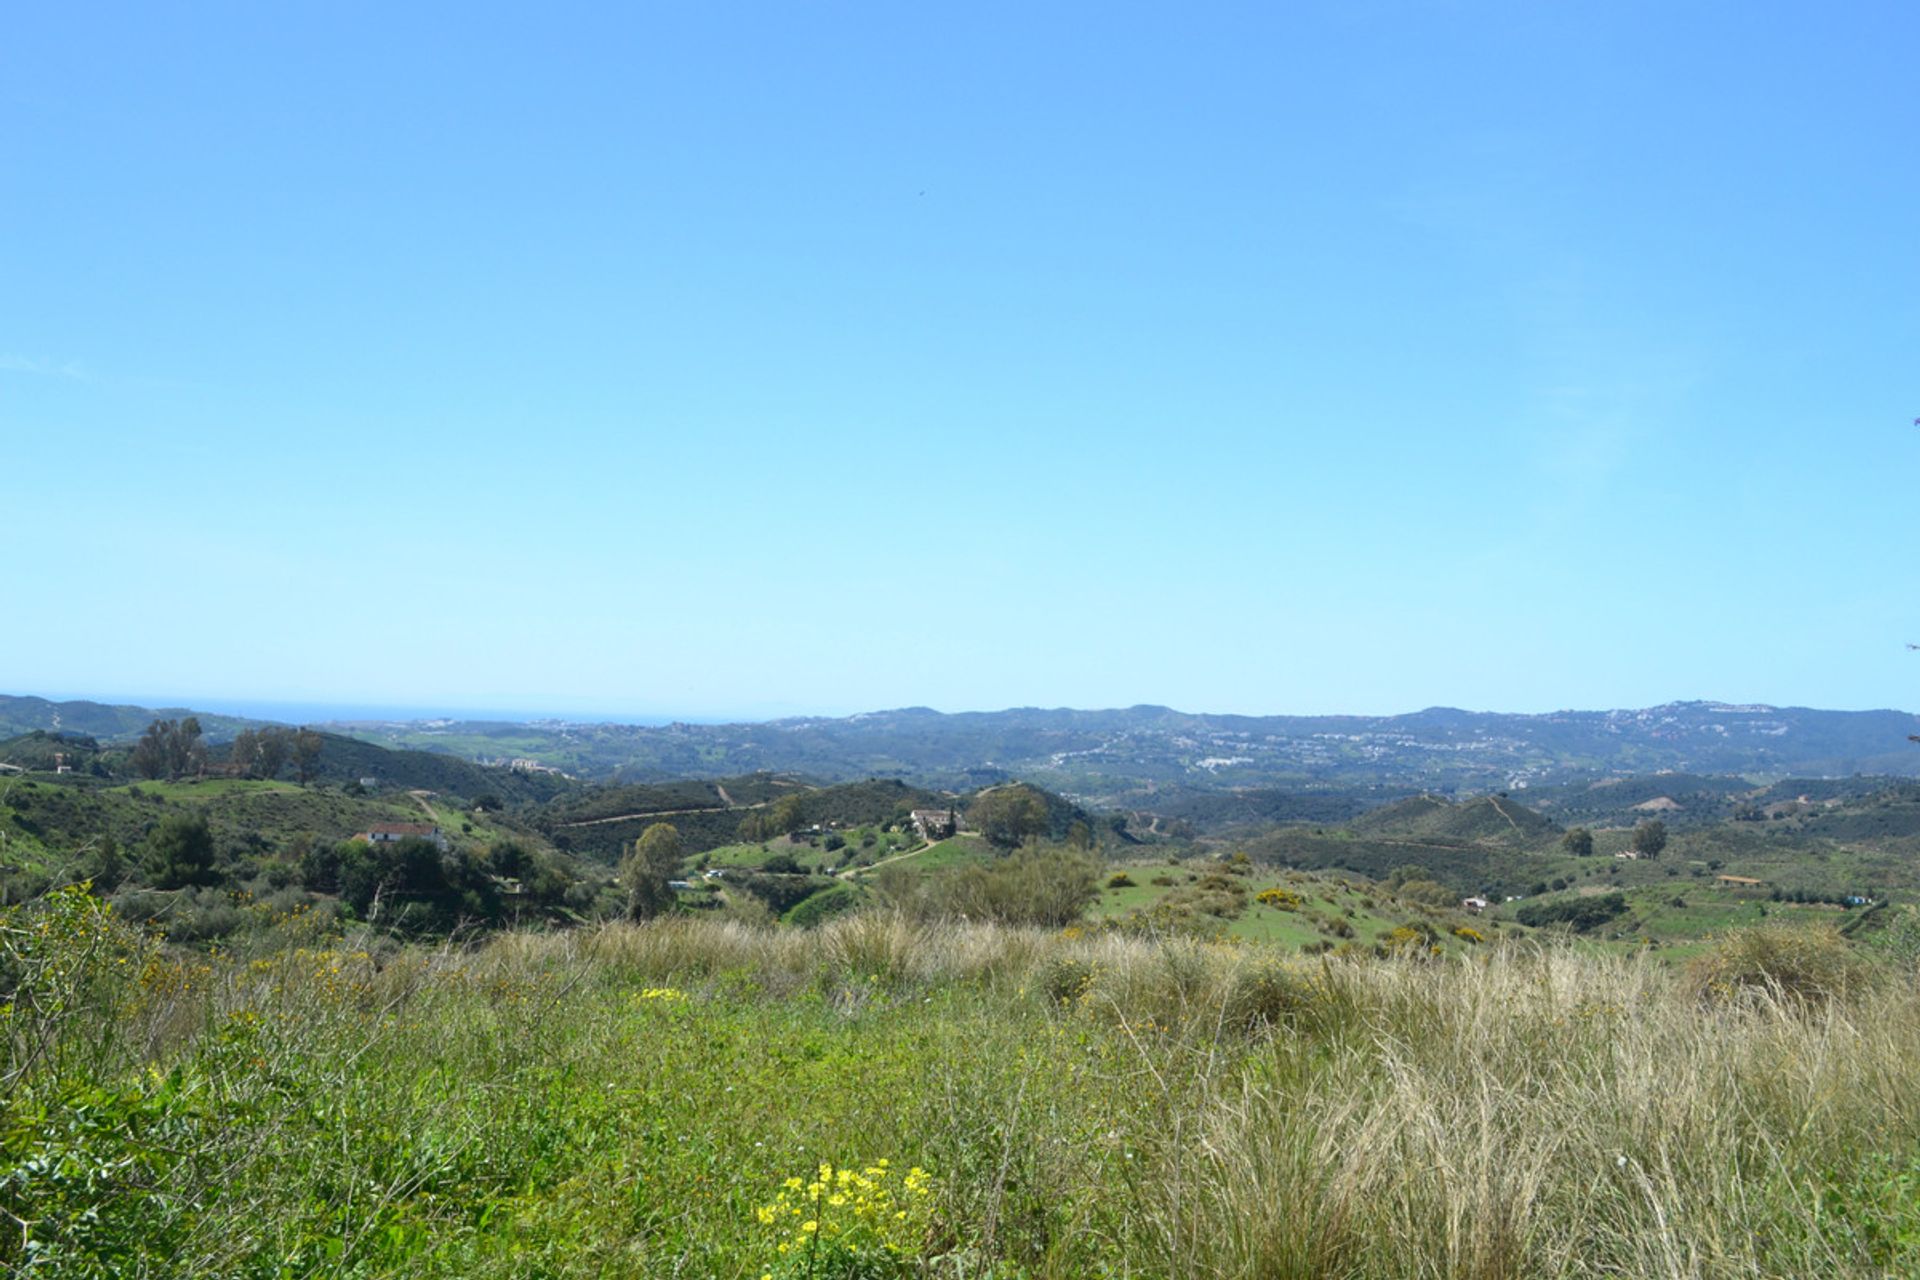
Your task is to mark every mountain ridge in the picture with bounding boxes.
[9,693,1918,806]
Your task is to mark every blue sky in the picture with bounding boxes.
[4,1,1916,721]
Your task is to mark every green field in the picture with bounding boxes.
[1090,860,1505,954]
[859,833,993,874]
[697,826,921,876]
[107,778,305,801]
[8,895,1920,1277]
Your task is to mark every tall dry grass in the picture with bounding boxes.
[398,914,1920,1276]
[8,894,1920,1277]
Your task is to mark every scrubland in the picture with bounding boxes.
[5,891,1920,1279]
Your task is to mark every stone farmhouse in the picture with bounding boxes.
[910,808,958,840]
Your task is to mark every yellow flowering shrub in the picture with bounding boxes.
[1379,924,1444,959]
[0,884,153,1073]
[756,1159,933,1278]
[1255,888,1303,910]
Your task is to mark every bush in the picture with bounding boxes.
[1395,879,1456,909]
[878,848,1100,929]
[1224,960,1326,1032]
[1041,954,1096,1004]
[140,813,219,889]
[1690,925,1867,1006]
[1379,921,1441,957]
[1107,872,1136,889]
[1515,893,1627,932]
[785,883,866,929]
[740,872,832,916]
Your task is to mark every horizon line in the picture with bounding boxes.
[6,690,1917,729]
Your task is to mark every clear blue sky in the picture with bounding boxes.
[5,2,1916,721]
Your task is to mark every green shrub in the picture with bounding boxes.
[880,849,1100,929]
[0,1078,205,1274]
[1691,924,1867,1005]
[1515,893,1627,932]
[1223,961,1324,1032]
[1041,955,1095,1004]
[785,883,866,929]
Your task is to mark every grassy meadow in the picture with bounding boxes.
[8,890,1920,1278]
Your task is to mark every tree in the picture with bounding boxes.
[130,718,205,781]
[130,722,168,780]
[86,835,125,892]
[229,729,260,778]
[1632,819,1668,859]
[292,728,324,785]
[967,785,1051,848]
[620,822,683,919]
[255,729,290,781]
[168,717,204,780]
[738,793,807,842]
[142,812,218,888]
[334,837,502,933]
[1561,827,1595,857]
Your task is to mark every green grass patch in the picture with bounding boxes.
[10,901,1920,1277]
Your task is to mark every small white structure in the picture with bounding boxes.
[1461,896,1491,913]
[357,823,449,851]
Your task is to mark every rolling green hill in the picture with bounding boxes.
[0,732,573,804]
[1518,774,1759,828]
[296,732,574,805]
[536,776,956,863]
[0,695,268,742]
[18,693,1920,816]
[1349,793,1560,847]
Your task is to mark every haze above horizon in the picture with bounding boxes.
[6,3,1915,719]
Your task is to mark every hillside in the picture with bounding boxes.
[324,700,1920,803]
[539,776,978,863]
[16,693,1920,813]
[295,732,574,805]
[1349,793,1560,847]
[1,726,573,807]
[1518,774,1760,828]
[1104,782,1397,833]
[0,695,269,741]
